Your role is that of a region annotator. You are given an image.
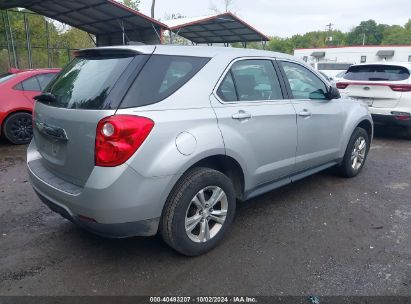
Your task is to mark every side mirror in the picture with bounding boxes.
[325,85,341,100]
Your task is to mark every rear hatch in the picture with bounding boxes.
[33,47,153,187]
[337,64,410,108]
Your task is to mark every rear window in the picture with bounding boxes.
[344,65,410,81]
[0,73,16,84]
[45,55,134,109]
[120,55,210,108]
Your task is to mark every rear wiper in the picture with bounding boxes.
[34,93,56,104]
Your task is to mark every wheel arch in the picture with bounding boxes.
[186,154,245,201]
[356,119,373,141]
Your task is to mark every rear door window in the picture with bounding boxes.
[217,59,284,102]
[36,73,56,91]
[217,72,238,102]
[344,65,410,81]
[120,55,210,108]
[19,76,41,91]
[231,60,283,102]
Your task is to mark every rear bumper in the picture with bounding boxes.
[372,114,411,127]
[27,141,176,237]
[36,190,159,238]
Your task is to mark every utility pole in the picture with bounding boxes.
[362,33,366,46]
[151,0,156,18]
[325,22,333,46]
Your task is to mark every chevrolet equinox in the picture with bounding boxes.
[28,45,373,256]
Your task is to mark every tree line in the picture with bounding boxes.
[264,19,411,54]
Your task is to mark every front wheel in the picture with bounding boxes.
[337,127,370,178]
[3,112,33,145]
[160,167,236,256]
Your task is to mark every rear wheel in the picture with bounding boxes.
[338,127,370,178]
[3,112,33,145]
[160,167,236,256]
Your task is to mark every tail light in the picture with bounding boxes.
[391,111,411,121]
[336,82,349,89]
[95,115,154,167]
[389,84,411,92]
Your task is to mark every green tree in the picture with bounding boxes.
[382,24,411,44]
[346,19,386,45]
[121,0,140,11]
[268,36,293,54]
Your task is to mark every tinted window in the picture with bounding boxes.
[230,60,283,102]
[37,73,56,91]
[46,55,134,109]
[280,61,328,100]
[217,72,237,102]
[0,73,16,84]
[21,76,41,91]
[344,65,410,81]
[121,55,210,108]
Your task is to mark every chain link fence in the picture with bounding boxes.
[0,9,92,73]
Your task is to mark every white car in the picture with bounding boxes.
[337,62,411,139]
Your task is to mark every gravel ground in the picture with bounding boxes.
[0,126,410,296]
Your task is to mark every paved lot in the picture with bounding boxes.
[0,127,410,296]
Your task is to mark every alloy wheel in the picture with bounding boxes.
[185,186,228,243]
[351,136,367,170]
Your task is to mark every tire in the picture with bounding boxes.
[3,112,33,145]
[160,167,236,256]
[338,127,370,178]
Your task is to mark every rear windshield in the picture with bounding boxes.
[0,73,16,84]
[120,55,210,108]
[45,55,134,109]
[344,65,410,81]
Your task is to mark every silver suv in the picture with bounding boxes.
[28,45,373,256]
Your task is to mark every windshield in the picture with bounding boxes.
[44,55,134,109]
[0,73,16,84]
[344,65,410,81]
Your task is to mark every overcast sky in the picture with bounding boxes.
[138,0,410,37]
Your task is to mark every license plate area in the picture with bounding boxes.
[356,97,373,106]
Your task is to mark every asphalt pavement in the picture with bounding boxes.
[0,126,410,296]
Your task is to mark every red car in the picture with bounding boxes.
[0,68,60,144]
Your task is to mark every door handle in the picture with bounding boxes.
[232,110,251,120]
[298,109,312,117]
